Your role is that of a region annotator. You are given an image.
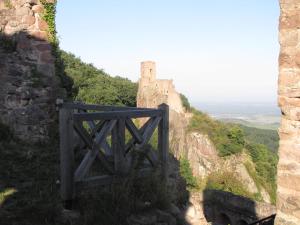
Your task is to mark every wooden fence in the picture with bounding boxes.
[56,100,169,209]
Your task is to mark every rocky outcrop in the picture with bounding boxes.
[0,0,64,142]
[276,0,300,224]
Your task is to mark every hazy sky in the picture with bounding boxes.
[56,1,279,104]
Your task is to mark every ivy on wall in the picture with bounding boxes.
[40,0,73,96]
[40,0,57,44]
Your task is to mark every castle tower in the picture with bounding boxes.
[140,61,156,84]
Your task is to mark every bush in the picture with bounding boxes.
[245,143,278,204]
[188,108,245,157]
[180,93,191,111]
[179,157,198,189]
[60,50,138,107]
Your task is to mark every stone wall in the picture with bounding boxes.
[276,0,300,224]
[0,0,64,142]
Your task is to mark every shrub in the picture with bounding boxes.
[179,157,198,189]
[188,108,245,157]
[180,93,191,111]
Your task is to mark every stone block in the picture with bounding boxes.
[22,15,35,26]
[279,29,298,47]
[37,19,48,31]
[32,5,43,13]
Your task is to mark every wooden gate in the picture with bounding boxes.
[56,100,169,208]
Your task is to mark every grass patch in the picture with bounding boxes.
[0,139,61,225]
[206,171,258,201]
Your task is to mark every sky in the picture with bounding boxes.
[56,0,280,104]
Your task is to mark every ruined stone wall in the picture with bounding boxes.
[0,0,64,142]
[276,0,300,224]
[137,61,184,113]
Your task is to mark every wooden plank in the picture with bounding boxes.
[73,120,93,148]
[158,104,169,180]
[112,119,126,174]
[90,120,106,137]
[75,115,112,156]
[125,117,155,153]
[94,120,116,145]
[101,140,112,156]
[74,119,113,161]
[125,119,143,144]
[59,107,75,204]
[74,150,93,181]
[73,109,162,121]
[145,148,158,167]
[61,102,151,111]
[135,116,161,150]
[74,120,116,181]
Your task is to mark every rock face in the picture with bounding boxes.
[0,0,64,142]
[276,1,300,224]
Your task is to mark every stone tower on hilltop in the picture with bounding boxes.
[137,61,184,113]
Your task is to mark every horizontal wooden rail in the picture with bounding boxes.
[73,109,163,121]
[58,101,152,111]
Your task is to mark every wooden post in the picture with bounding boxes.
[112,119,126,175]
[59,105,75,209]
[158,103,169,180]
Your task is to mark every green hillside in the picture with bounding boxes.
[60,50,137,107]
[239,125,279,153]
[187,107,278,203]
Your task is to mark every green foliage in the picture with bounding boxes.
[245,143,278,204]
[179,157,198,189]
[187,107,278,203]
[206,171,257,200]
[180,93,191,111]
[188,108,245,157]
[239,124,279,153]
[40,0,57,44]
[60,50,138,106]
